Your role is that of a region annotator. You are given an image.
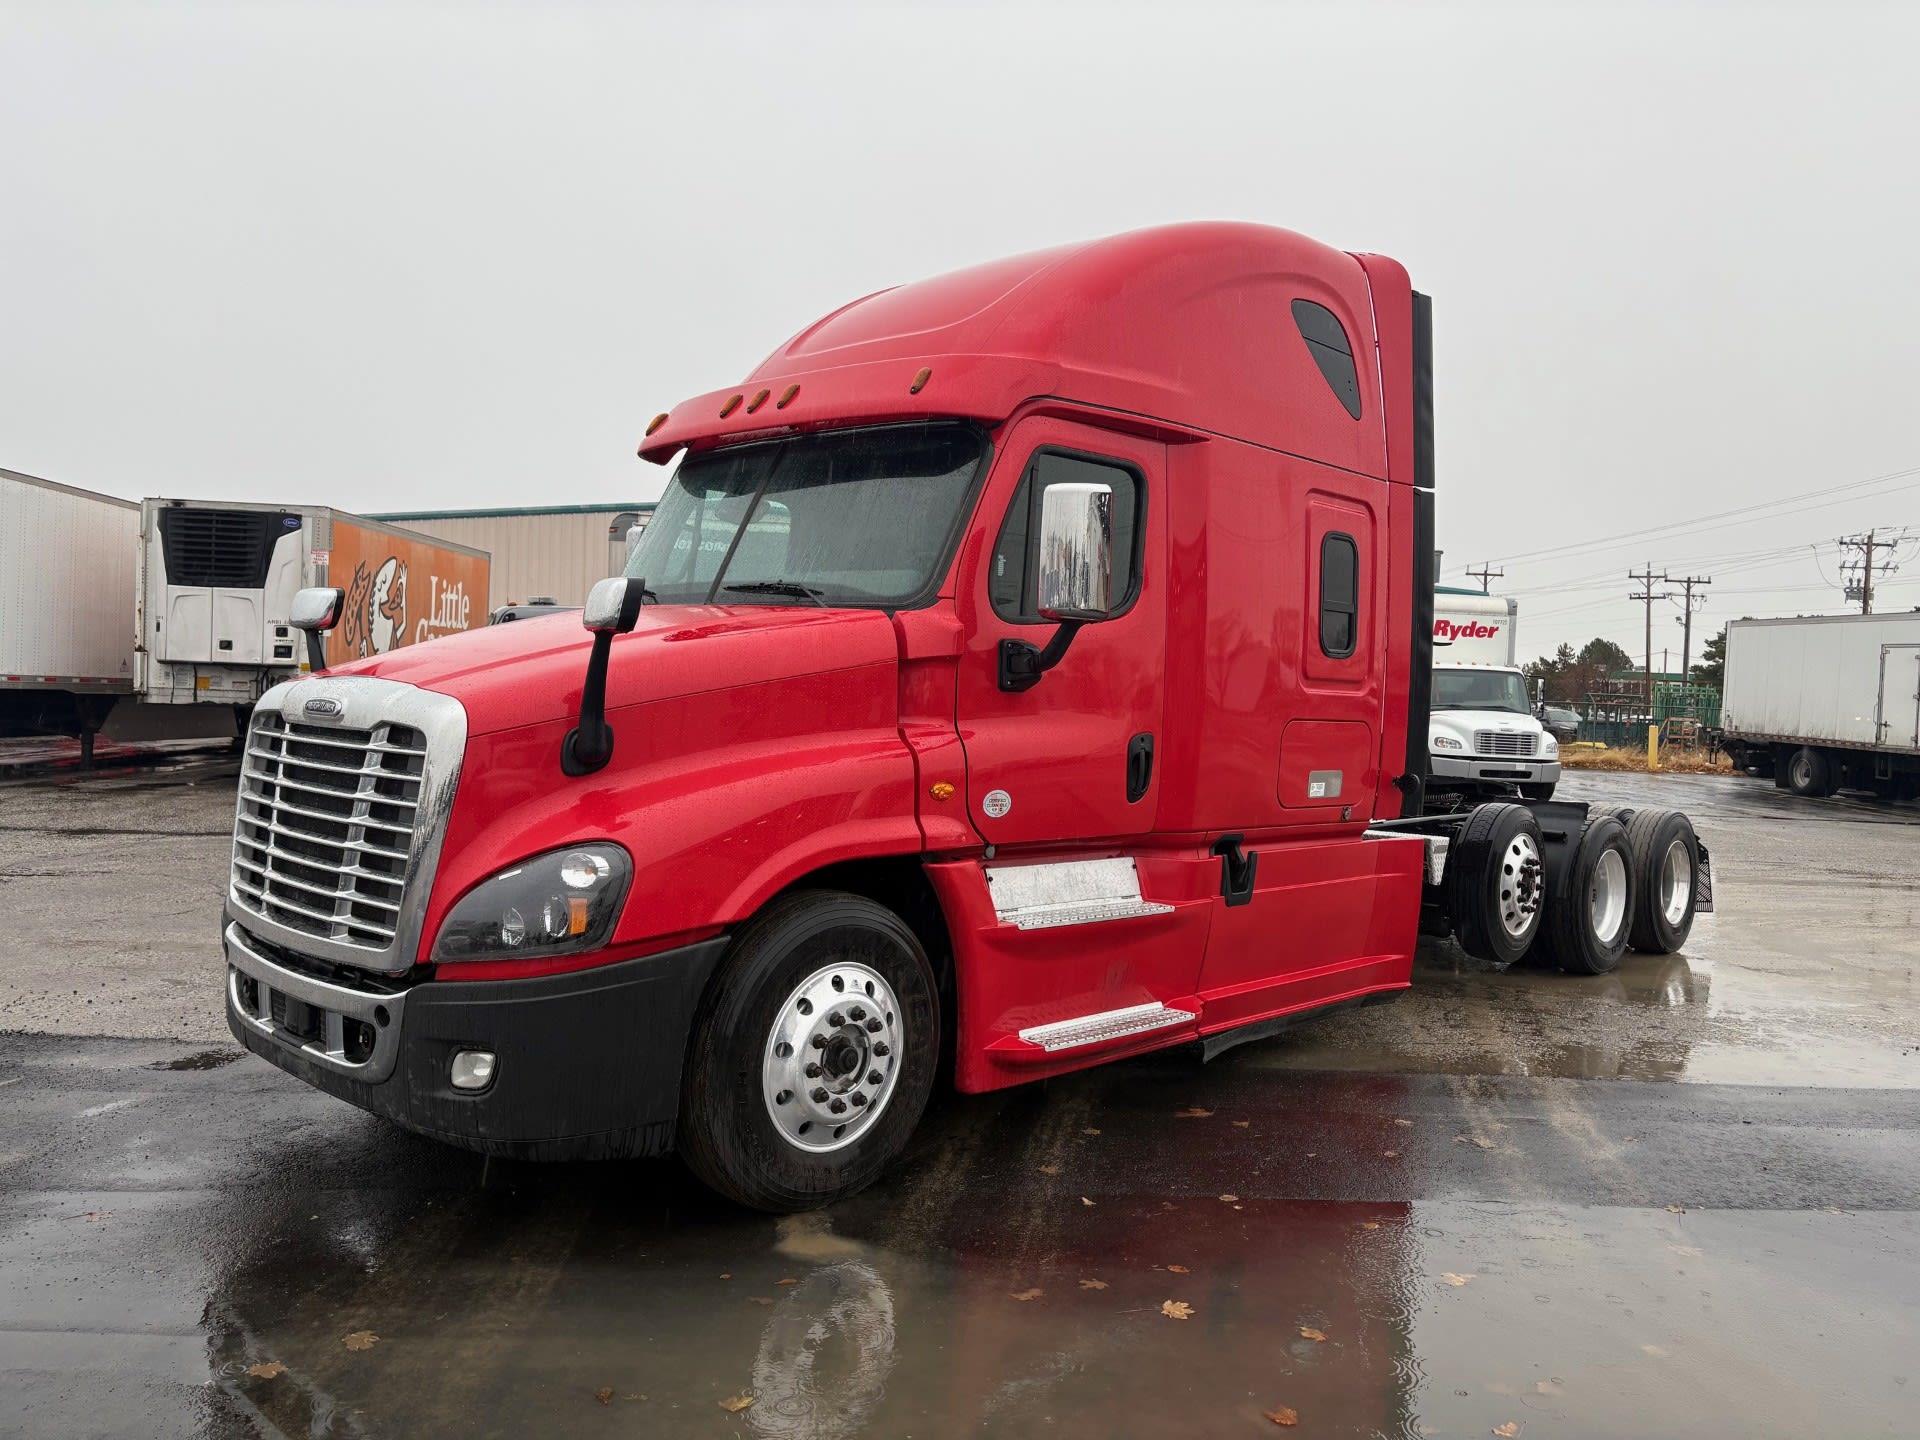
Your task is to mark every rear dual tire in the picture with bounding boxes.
[1533,814,1634,974]
[1588,804,1702,954]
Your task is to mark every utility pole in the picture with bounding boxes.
[1669,574,1711,681]
[1629,563,1671,712]
[1837,530,1896,613]
[1467,562,1504,595]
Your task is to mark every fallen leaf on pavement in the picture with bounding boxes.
[342,1331,378,1351]
[594,1388,613,1406]
[1167,1264,1190,1274]
[1298,1327,1327,1342]
[776,1277,798,1286]
[1439,1273,1475,1288]
[1161,1300,1193,1320]
[1082,1127,1102,1136]
[1360,1221,1381,1231]
[1011,1287,1044,1301]
[1265,1406,1299,1427]
[1174,1107,1214,1119]
[1393,1118,1413,1128]
[719,1272,732,1280]
[1382,1150,1399,1159]
[1666,1204,1686,1214]
[1219,1194,1239,1203]
[1493,1424,1520,1438]
[1232,1120,1251,1128]
[1079,1278,1108,1290]
[246,1362,285,1380]
[719,1394,754,1413]
[1081,1196,1096,1207]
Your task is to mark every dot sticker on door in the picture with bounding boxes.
[982,789,1012,819]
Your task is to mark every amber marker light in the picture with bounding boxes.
[644,412,669,437]
[910,367,932,394]
[746,388,771,414]
[776,384,801,409]
[719,394,743,418]
[930,782,955,801]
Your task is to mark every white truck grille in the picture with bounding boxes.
[1473,730,1539,757]
[231,713,427,950]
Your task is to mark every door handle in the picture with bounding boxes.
[1127,732,1154,803]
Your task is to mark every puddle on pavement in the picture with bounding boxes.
[193,1166,1915,1440]
[145,1049,244,1072]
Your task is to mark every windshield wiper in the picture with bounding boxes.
[721,580,828,607]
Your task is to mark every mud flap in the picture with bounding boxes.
[1694,842,1714,914]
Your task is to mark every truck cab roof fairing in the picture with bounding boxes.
[640,223,1390,480]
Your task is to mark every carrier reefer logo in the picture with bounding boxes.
[1433,619,1502,644]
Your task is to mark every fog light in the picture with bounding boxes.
[450,1050,496,1091]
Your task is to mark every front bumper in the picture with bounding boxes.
[224,919,728,1160]
[1429,754,1562,785]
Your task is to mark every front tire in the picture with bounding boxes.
[678,891,940,1212]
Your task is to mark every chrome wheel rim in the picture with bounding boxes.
[763,961,902,1154]
[1590,847,1629,945]
[1497,831,1545,941]
[1659,838,1692,927]
[1791,755,1813,788]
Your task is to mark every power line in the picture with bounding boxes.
[1837,528,1909,613]
[1466,562,1503,594]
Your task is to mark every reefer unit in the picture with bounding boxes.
[138,499,492,705]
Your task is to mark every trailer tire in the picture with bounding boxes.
[1618,807,1701,954]
[678,890,940,1213]
[1446,802,1546,965]
[1785,746,1834,798]
[1534,814,1634,975]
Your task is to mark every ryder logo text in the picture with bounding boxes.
[1433,619,1502,643]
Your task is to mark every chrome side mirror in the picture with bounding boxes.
[289,586,344,672]
[564,577,648,775]
[1000,482,1115,693]
[1036,482,1113,621]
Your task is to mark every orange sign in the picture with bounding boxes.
[324,517,490,664]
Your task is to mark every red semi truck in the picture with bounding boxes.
[223,224,1710,1209]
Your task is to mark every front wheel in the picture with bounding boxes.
[1786,746,1834,797]
[678,891,940,1212]
[1446,802,1546,965]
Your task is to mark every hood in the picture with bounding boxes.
[322,605,900,736]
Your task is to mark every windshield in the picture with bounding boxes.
[1432,667,1532,714]
[625,423,985,607]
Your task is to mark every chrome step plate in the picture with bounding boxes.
[1017,1001,1197,1053]
[986,857,1173,931]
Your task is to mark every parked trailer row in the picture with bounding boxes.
[1715,611,1920,801]
[1,468,490,757]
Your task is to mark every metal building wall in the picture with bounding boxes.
[373,508,650,612]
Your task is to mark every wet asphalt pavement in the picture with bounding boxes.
[2,767,1917,1438]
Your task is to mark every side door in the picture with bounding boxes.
[954,418,1166,848]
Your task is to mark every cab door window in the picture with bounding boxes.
[989,451,1141,621]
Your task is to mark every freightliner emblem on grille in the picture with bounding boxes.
[302,696,344,719]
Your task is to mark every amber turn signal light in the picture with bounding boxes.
[910,367,932,394]
[644,412,669,437]
[746,388,771,414]
[719,394,743,418]
[776,384,800,409]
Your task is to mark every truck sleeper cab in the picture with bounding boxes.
[223,224,1707,1210]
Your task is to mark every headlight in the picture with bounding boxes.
[1432,734,1464,751]
[434,844,632,962]
[1543,735,1559,756]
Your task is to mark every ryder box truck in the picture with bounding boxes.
[221,223,1711,1211]
[1428,588,1558,800]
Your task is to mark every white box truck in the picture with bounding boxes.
[1427,587,1560,800]
[1716,612,1920,801]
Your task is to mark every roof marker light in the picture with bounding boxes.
[719,394,743,418]
[910,367,932,394]
[644,412,669,437]
[745,388,771,414]
[776,384,800,409]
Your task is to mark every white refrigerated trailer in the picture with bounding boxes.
[1716,611,1920,801]
[0,468,140,750]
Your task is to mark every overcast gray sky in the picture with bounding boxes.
[4,0,1917,662]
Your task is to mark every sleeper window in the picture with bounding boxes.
[1319,532,1359,658]
[990,452,1140,621]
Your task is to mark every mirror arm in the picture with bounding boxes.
[305,631,328,674]
[562,630,617,775]
[998,618,1087,693]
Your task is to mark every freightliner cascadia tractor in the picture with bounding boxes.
[222,224,1711,1210]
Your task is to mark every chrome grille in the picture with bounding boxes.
[1473,729,1539,757]
[231,713,427,951]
